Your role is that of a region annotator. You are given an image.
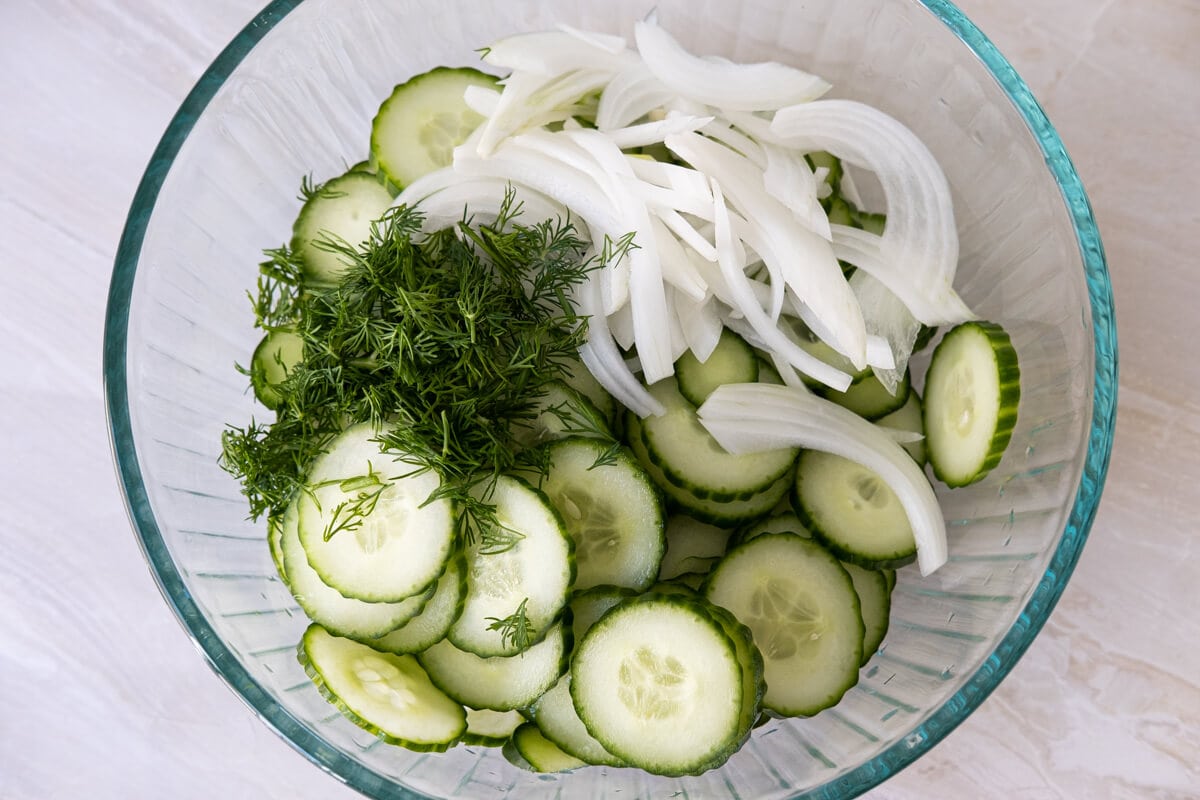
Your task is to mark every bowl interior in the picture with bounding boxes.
[106,0,1114,797]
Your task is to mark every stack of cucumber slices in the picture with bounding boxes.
[234,23,1024,780]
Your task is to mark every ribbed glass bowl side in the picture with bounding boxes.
[104,1,1115,798]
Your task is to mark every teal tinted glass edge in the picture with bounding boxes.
[101,0,1118,798]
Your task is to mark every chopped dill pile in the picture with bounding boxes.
[220,190,615,541]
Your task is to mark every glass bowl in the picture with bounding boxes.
[104,0,1117,797]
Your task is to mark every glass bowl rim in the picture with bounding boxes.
[102,1,1118,797]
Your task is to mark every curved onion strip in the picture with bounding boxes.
[669,131,866,365]
[851,270,921,394]
[674,288,724,362]
[395,171,566,232]
[605,114,713,149]
[576,273,662,417]
[478,69,613,156]
[649,216,707,300]
[772,100,974,325]
[633,20,831,111]
[762,144,831,240]
[711,178,852,392]
[556,24,627,54]
[483,30,634,75]
[697,383,948,575]
[596,63,675,130]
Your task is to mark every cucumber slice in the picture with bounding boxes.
[843,562,891,665]
[639,379,798,502]
[281,499,433,639]
[419,621,569,711]
[298,624,466,751]
[570,594,744,776]
[530,675,623,766]
[626,411,790,527]
[912,323,939,353]
[819,370,911,421]
[511,381,612,449]
[370,551,466,655]
[448,475,573,657]
[561,359,617,424]
[267,514,287,582]
[704,534,863,717]
[703,601,765,747]
[291,171,393,284]
[568,585,637,645]
[297,423,454,603]
[250,328,304,409]
[923,321,1021,487]
[883,568,898,593]
[503,722,588,773]
[876,390,927,466]
[730,510,811,548]
[658,515,731,581]
[793,328,872,388]
[854,210,886,236]
[792,450,918,569]
[371,67,498,190]
[539,438,663,592]
[463,707,525,747]
[674,329,758,407]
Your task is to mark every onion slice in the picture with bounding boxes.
[634,19,831,111]
[697,383,948,575]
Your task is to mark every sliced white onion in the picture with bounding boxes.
[674,288,724,362]
[668,131,866,367]
[634,20,831,111]
[697,383,948,575]
[576,272,662,417]
[478,69,613,156]
[556,24,628,55]
[483,30,634,75]
[772,100,974,326]
[710,178,852,392]
[762,143,831,240]
[649,216,707,300]
[851,270,921,394]
[596,63,675,130]
[605,114,714,150]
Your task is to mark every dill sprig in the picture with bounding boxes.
[220,189,607,534]
[486,597,533,651]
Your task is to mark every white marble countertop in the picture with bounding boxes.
[1,1,1197,798]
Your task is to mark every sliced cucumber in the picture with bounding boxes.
[704,534,863,717]
[876,390,927,466]
[267,514,287,582]
[639,378,798,502]
[420,620,569,711]
[250,328,304,409]
[704,600,765,748]
[883,568,898,593]
[658,514,731,580]
[843,562,891,665]
[854,210,886,236]
[570,594,744,776]
[530,675,623,766]
[923,321,1020,487]
[675,329,758,407]
[371,67,498,191]
[503,722,588,773]
[291,171,393,284]
[370,551,466,655]
[819,370,911,421]
[281,499,433,640]
[511,381,612,449]
[297,423,454,603]
[626,410,790,527]
[298,624,465,751]
[449,475,573,657]
[793,327,871,388]
[569,584,637,645]
[912,323,939,353]
[730,511,811,548]
[539,438,663,592]
[561,359,616,424]
[792,450,917,569]
[463,707,525,747]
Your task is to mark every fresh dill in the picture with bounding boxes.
[220,187,614,540]
[485,597,533,651]
[317,466,391,541]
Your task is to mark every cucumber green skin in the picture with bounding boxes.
[267,515,287,582]
[370,66,499,191]
[703,602,766,750]
[297,624,466,752]
[674,328,758,407]
[290,170,393,285]
[568,585,638,645]
[728,511,811,549]
[369,550,467,656]
[461,708,525,747]
[912,324,939,352]
[503,723,588,773]
[818,369,911,421]
[842,563,892,666]
[883,568,897,593]
[923,321,1021,488]
[790,454,919,571]
[626,411,789,527]
[569,593,746,776]
[250,328,304,410]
